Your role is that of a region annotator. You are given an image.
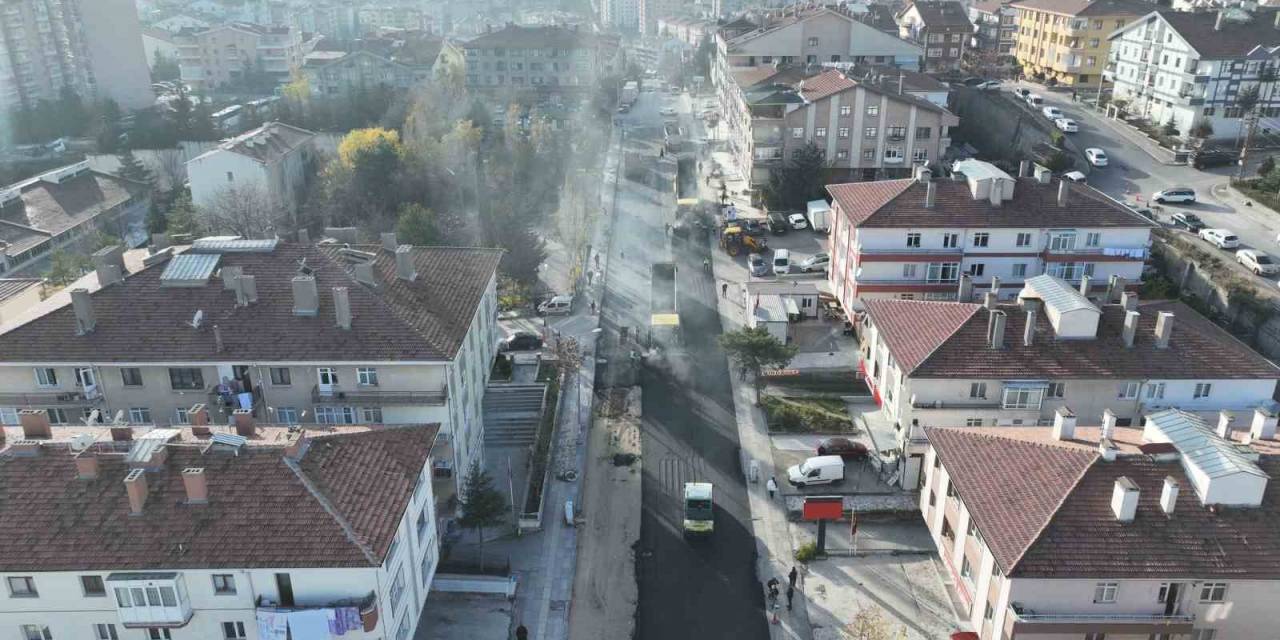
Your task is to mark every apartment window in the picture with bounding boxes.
[887,126,906,139]
[120,368,143,387]
[836,150,848,160]
[269,368,291,386]
[1012,263,1028,277]
[1117,382,1140,399]
[1084,634,1105,640]
[1016,232,1033,247]
[168,368,204,391]
[1146,383,1166,399]
[903,264,918,278]
[866,104,879,117]
[276,407,299,424]
[815,127,827,137]
[357,367,379,386]
[943,233,959,248]
[360,407,384,423]
[1086,232,1101,247]
[389,566,407,612]
[926,262,960,283]
[1094,582,1118,603]
[906,233,922,247]
[808,37,819,46]
[174,407,189,425]
[915,126,931,139]
[862,149,876,160]
[1046,382,1065,398]
[1158,583,1171,603]
[970,382,987,399]
[1002,387,1041,409]
[20,627,51,640]
[1049,232,1077,251]
[1090,38,1100,47]
[316,406,356,424]
[984,601,994,621]
[966,418,984,426]
[222,622,247,640]
[839,105,851,116]
[792,127,804,138]
[81,575,106,597]
[838,127,850,138]
[93,624,118,640]
[47,408,68,425]
[1192,383,1213,399]
[864,127,878,138]
[1200,582,1227,602]
[147,630,172,640]
[967,263,985,277]
[128,408,151,424]
[972,233,990,248]
[212,574,236,595]
[884,147,904,161]
[960,556,973,581]
[34,368,57,387]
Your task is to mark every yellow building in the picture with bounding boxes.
[1010,0,1149,86]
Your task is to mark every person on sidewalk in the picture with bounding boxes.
[721,282,728,297]
[788,566,798,590]
[786,585,795,611]
[766,476,778,499]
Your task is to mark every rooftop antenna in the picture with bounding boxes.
[189,309,204,329]
[296,257,314,277]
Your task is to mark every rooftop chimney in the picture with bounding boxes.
[110,426,133,441]
[1099,437,1118,461]
[990,275,1001,295]
[1106,275,1126,304]
[925,181,937,208]
[125,468,148,515]
[190,404,210,428]
[1123,310,1140,347]
[1121,291,1139,312]
[1019,160,1031,177]
[234,274,257,306]
[297,228,311,245]
[395,245,417,281]
[958,274,973,301]
[75,453,99,480]
[1111,476,1139,522]
[987,309,1007,349]
[1215,9,1225,30]
[233,409,254,437]
[988,180,1002,207]
[213,324,224,353]
[1102,408,1117,440]
[380,232,399,252]
[292,275,319,316]
[1052,406,1076,440]
[1217,410,1235,439]
[221,265,243,291]
[1160,476,1179,516]
[1154,311,1174,349]
[1274,10,1280,29]
[92,245,126,287]
[983,291,998,310]
[1023,308,1037,346]
[1079,274,1091,297]
[334,286,352,330]
[284,429,309,460]
[1057,179,1069,207]
[1035,165,1052,184]
[19,409,51,439]
[71,288,95,335]
[9,440,40,456]
[1251,407,1278,440]
[182,467,208,504]
[915,164,932,183]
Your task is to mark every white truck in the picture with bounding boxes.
[806,199,831,233]
[620,81,639,107]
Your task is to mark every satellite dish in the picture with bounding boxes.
[112,410,126,425]
[79,409,100,426]
[69,433,95,452]
[189,309,204,328]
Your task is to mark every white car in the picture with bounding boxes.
[1055,118,1079,133]
[799,252,829,273]
[1062,170,1087,183]
[1042,106,1064,120]
[1238,249,1279,275]
[788,213,809,230]
[976,80,1000,90]
[1085,148,1108,167]
[1152,187,1196,204]
[660,107,677,117]
[1025,93,1044,107]
[1199,228,1240,249]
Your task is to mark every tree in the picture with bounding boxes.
[394,202,440,246]
[457,461,507,571]
[153,149,186,193]
[1260,155,1276,178]
[1043,149,1071,173]
[719,327,799,403]
[44,250,90,288]
[842,607,907,640]
[146,199,167,235]
[116,150,155,187]
[1161,118,1179,137]
[200,184,279,238]
[166,190,200,236]
[1190,118,1214,140]
[764,142,827,211]
[152,50,180,82]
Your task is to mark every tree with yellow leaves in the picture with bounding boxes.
[842,607,908,640]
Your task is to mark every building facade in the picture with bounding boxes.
[1109,7,1280,141]
[896,1,973,72]
[302,50,432,97]
[175,23,304,91]
[1011,0,1148,86]
[967,0,1018,67]
[462,25,606,96]
[187,122,316,220]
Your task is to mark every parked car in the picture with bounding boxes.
[1171,212,1206,232]
[499,330,543,352]
[659,107,677,117]
[961,77,985,86]
[1055,118,1078,132]
[1085,148,1108,167]
[749,252,769,277]
[537,294,573,315]
[1062,170,1087,183]
[1042,106,1064,120]
[1128,206,1157,222]
[767,212,789,234]
[740,219,767,236]
[1025,93,1044,107]
[788,213,809,230]
[976,80,1001,90]
[1237,249,1279,275]
[799,252,830,273]
[1014,87,1031,99]
[1191,149,1235,170]
[1152,187,1196,204]
[772,249,792,275]
[816,437,869,460]
[1200,228,1240,249]
[787,455,845,487]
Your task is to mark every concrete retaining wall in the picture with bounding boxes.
[952,89,1056,162]
[431,573,517,597]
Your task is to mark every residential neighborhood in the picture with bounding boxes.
[3,0,1280,639]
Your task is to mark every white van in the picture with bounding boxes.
[538,295,573,315]
[787,455,845,487]
[1025,93,1044,107]
[772,249,791,276]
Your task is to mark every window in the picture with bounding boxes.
[838,127,849,138]
[902,264,918,278]
[168,368,204,390]
[839,105,851,116]
[1084,634,1106,640]
[792,127,804,138]
[836,150,848,160]
[906,233,922,247]
[174,407,189,425]
[120,368,143,387]
[1146,383,1166,400]
[357,367,379,386]
[1200,582,1227,602]
[1049,232,1077,251]
[887,126,906,139]
[866,104,879,117]
[360,407,383,423]
[1012,263,1028,277]
[970,382,987,399]
[7,576,37,597]
[316,406,356,424]
[269,368,291,386]
[966,418,984,426]
[972,233,990,247]
[81,575,106,597]
[93,624,118,640]
[20,626,51,640]
[128,408,151,424]
[222,622,247,639]
[815,127,827,137]
[912,148,928,162]
[276,407,299,424]
[1094,582,1118,603]
[884,147,904,161]
[1086,232,1101,247]
[1117,382,1140,399]
[926,262,960,283]
[984,601,994,620]
[0,408,16,425]
[212,574,236,595]
[47,408,68,425]
[864,127,878,138]
[966,263,985,277]
[862,149,875,160]
[1043,382,1064,399]
[147,630,172,640]
[1002,387,1041,409]
[389,566,407,612]
[808,37,818,46]
[1016,232,1033,247]
[1157,583,1171,603]
[943,233,959,248]
[34,368,57,387]
[960,556,973,581]
[1194,383,1212,399]
[915,127,931,139]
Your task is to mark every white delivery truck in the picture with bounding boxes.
[806,199,831,233]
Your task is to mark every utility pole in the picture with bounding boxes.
[1238,110,1259,181]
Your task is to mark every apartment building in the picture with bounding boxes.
[0,418,441,640]
[1012,0,1148,86]
[658,15,715,46]
[303,50,432,97]
[0,236,503,494]
[859,276,1280,486]
[896,1,973,73]
[826,161,1154,305]
[921,408,1280,640]
[968,0,1018,67]
[600,0,642,33]
[175,23,305,91]
[187,122,317,220]
[0,162,151,276]
[1109,8,1280,142]
[358,6,430,32]
[462,25,606,96]
[288,4,360,42]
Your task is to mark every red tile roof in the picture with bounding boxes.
[0,425,437,571]
[826,179,914,226]
[863,299,980,372]
[798,69,858,102]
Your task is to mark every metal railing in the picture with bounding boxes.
[0,390,96,407]
[1012,611,1194,624]
[857,246,963,255]
[311,385,448,405]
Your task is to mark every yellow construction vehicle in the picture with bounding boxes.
[720,225,767,256]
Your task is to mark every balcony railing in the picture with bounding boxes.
[855,277,959,285]
[857,246,963,255]
[312,385,448,406]
[1011,611,1194,624]
[0,390,96,407]
[1044,246,1147,259]
[910,399,1002,409]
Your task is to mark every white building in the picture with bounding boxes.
[921,408,1280,640]
[175,23,305,91]
[827,161,1155,305]
[859,275,1280,487]
[0,417,442,640]
[0,236,503,496]
[1109,7,1280,141]
[302,50,432,98]
[187,122,317,221]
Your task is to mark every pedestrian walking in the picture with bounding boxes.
[516,625,528,640]
[590,299,597,314]
[766,577,780,604]
[721,282,728,297]
[788,566,798,589]
[786,585,795,611]
[766,476,778,499]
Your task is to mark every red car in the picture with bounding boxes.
[817,437,868,460]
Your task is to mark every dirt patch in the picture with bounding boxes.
[762,396,857,434]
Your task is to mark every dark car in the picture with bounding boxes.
[1171,212,1206,232]
[740,219,767,236]
[816,437,869,460]
[1191,149,1235,170]
[767,212,789,235]
[499,331,543,352]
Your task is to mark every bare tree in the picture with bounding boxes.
[199,183,280,238]
[153,149,187,193]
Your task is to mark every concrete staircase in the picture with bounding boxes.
[482,382,547,447]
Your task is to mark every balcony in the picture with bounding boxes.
[1043,246,1147,261]
[257,591,378,633]
[910,398,1001,409]
[107,573,193,629]
[0,390,98,407]
[856,246,963,262]
[312,385,448,406]
[1007,606,1194,636]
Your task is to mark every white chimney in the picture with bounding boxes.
[988,180,1002,207]
[92,245,126,287]
[354,261,377,287]
[1079,274,1091,297]
[380,232,398,252]
[1111,476,1139,522]
[292,275,319,316]
[1123,311,1140,347]
[1057,179,1069,207]
[990,275,1001,295]
[1154,311,1174,348]
[925,181,937,208]
[1035,166,1052,184]
[983,291,997,310]
[958,274,973,301]
[1250,407,1278,440]
[395,245,417,281]
[1018,160,1031,177]
[70,288,96,335]
[221,265,243,290]
[333,287,352,330]
[1102,408,1117,440]
[1023,308,1037,346]
[1217,410,1235,439]
[1160,476,1179,516]
[1052,406,1076,440]
[1121,291,1139,312]
[297,228,311,244]
[915,164,932,182]
[1099,438,1118,461]
[987,310,1006,349]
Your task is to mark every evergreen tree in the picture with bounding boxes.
[116,150,154,186]
[146,198,168,235]
[457,461,507,570]
[166,190,200,236]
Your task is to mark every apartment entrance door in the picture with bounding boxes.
[317,367,338,397]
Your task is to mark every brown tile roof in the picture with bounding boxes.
[1010,0,1151,16]
[902,1,974,27]
[0,425,437,571]
[203,122,316,164]
[863,299,980,371]
[0,243,503,362]
[873,299,1280,379]
[798,69,859,102]
[464,24,595,50]
[0,169,148,258]
[826,177,1156,228]
[1156,9,1280,60]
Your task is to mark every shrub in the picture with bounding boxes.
[761,396,854,433]
[794,542,819,563]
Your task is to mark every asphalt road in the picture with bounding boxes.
[610,89,769,640]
